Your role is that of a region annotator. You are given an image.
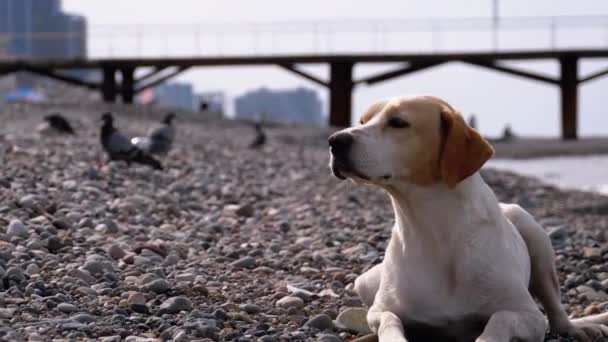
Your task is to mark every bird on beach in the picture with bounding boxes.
[100,112,163,170]
[44,113,76,135]
[249,122,266,149]
[131,112,176,155]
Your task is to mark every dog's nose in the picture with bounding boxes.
[328,132,353,157]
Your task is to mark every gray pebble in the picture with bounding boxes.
[240,303,261,314]
[18,195,38,209]
[317,334,341,342]
[158,296,192,315]
[275,296,304,309]
[304,314,334,330]
[231,256,256,269]
[107,244,126,259]
[142,278,170,293]
[57,303,79,314]
[70,313,96,323]
[7,219,29,238]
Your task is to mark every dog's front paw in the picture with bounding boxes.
[567,322,608,342]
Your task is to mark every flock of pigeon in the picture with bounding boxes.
[40,111,267,171]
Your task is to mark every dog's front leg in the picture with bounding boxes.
[367,306,408,342]
[476,309,546,342]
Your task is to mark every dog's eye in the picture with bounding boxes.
[387,117,410,128]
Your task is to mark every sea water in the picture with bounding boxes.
[486,155,608,195]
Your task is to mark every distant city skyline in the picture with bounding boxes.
[1,0,86,59]
[235,87,324,125]
[59,1,608,136]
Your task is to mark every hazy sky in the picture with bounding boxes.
[62,0,608,136]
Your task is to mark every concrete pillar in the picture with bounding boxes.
[120,67,135,104]
[329,62,354,127]
[101,67,117,102]
[560,56,578,140]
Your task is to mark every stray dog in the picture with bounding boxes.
[328,95,608,342]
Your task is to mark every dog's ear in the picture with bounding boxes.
[439,107,494,188]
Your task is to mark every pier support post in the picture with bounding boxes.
[560,56,578,140]
[329,62,354,127]
[101,67,117,102]
[120,67,135,104]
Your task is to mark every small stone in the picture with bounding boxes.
[304,313,334,330]
[82,259,105,275]
[317,334,341,342]
[231,256,256,269]
[335,307,371,334]
[213,308,228,320]
[175,273,195,282]
[0,308,17,319]
[235,204,254,217]
[128,292,146,305]
[158,296,192,315]
[107,244,127,260]
[61,322,86,331]
[70,313,96,323]
[18,195,38,209]
[287,285,315,302]
[584,247,603,261]
[584,304,601,316]
[577,285,608,301]
[28,332,45,341]
[138,273,159,285]
[350,334,379,342]
[130,303,150,314]
[46,236,63,253]
[322,308,338,319]
[7,219,29,238]
[547,226,567,241]
[275,296,304,310]
[142,278,170,294]
[52,219,70,230]
[57,303,79,314]
[240,303,261,314]
[5,266,25,284]
[68,269,96,285]
[24,263,40,276]
[172,329,188,342]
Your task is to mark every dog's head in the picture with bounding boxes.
[328,95,494,188]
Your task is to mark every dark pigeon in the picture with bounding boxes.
[132,112,175,155]
[100,112,163,170]
[249,122,266,149]
[44,113,76,135]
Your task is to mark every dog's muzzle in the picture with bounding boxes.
[328,132,370,181]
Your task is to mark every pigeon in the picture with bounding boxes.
[43,113,76,135]
[248,122,266,149]
[131,112,176,155]
[100,112,163,170]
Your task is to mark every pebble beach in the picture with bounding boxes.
[0,103,607,341]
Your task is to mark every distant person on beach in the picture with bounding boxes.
[199,101,209,112]
[468,114,478,130]
[249,122,266,149]
[501,124,516,142]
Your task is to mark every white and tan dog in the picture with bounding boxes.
[328,95,608,342]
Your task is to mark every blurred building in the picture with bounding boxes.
[234,87,323,126]
[0,0,87,59]
[153,82,197,111]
